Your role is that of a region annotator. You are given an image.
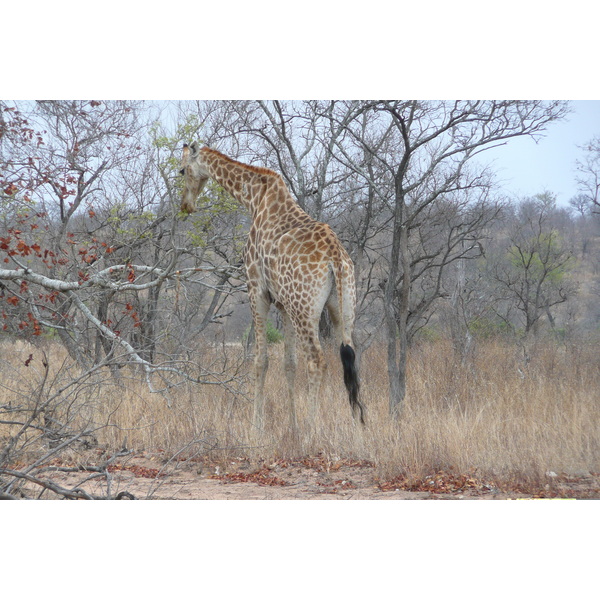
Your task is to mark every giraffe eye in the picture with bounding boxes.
[180,168,185,176]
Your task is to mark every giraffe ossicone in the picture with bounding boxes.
[180,143,365,431]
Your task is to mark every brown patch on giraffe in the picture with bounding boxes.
[269,201,287,217]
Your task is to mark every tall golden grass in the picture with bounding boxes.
[2,336,598,486]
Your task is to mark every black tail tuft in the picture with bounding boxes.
[340,344,365,425]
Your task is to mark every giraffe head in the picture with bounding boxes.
[179,142,209,214]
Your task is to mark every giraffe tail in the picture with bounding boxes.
[340,343,365,425]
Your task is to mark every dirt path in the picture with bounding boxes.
[38,452,600,500]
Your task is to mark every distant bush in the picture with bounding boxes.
[468,317,511,339]
[414,325,442,343]
[243,320,283,345]
[266,321,284,344]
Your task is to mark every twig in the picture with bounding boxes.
[1,468,96,499]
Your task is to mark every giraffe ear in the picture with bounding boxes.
[190,142,200,156]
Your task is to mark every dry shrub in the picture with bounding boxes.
[2,336,599,489]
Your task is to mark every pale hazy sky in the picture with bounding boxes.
[481,100,600,206]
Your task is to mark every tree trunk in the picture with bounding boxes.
[390,222,411,417]
[386,189,410,417]
[94,290,121,380]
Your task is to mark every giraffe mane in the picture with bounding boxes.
[201,147,281,179]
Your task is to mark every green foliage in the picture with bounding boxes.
[106,203,156,242]
[468,316,511,339]
[184,180,241,248]
[266,321,284,344]
[151,113,203,153]
[507,229,573,284]
[243,320,284,345]
[150,114,205,195]
[149,114,242,249]
[414,325,442,343]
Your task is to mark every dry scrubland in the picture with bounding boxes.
[1,337,599,492]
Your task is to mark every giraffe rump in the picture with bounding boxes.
[340,343,365,425]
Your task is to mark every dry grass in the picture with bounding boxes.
[368,340,600,485]
[2,336,599,488]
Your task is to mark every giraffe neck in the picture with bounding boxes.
[199,148,273,218]
[198,148,314,237]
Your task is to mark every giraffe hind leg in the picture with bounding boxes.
[280,308,299,432]
[297,327,325,429]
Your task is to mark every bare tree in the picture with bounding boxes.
[487,193,577,342]
[0,101,247,388]
[575,135,600,214]
[322,100,570,416]
[1,102,255,499]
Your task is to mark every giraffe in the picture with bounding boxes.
[179,143,364,431]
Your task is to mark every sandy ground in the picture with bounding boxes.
[31,451,600,500]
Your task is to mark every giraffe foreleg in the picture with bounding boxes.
[253,350,268,431]
[250,291,270,432]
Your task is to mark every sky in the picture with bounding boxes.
[479,101,600,206]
